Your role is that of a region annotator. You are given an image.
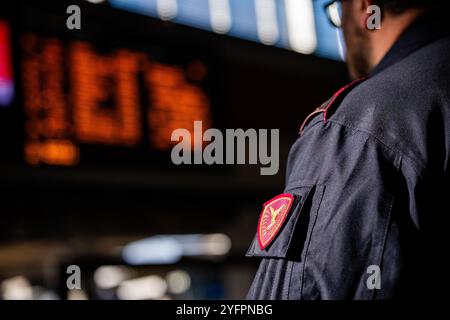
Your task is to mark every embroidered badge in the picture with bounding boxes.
[257,193,295,250]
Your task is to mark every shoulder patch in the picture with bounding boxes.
[299,78,366,136]
[257,193,295,250]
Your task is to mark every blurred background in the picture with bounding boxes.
[0,0,348,300]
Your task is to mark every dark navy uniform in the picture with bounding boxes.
[246,15,450,299]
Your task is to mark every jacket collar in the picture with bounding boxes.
[370,13,450,77]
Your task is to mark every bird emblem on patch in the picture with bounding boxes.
[257,193,295,250]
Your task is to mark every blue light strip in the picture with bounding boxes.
[175,0,212,30]
[109,0,343,60]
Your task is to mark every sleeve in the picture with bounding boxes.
[247,119,409,300]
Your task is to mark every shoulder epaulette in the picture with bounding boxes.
[299,78,365,136]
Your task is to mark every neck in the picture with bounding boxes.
[369,9,425,69]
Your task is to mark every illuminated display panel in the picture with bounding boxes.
[108,0,344,60]
[0,20,14,107]
[20,33,213,167]
[0,1,343,170]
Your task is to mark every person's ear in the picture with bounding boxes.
[359,0,379,30]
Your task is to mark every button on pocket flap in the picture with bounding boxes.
[246,186,315,259]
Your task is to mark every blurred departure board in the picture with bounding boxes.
[0,0,343,171]
[109,0,344,60]
[0,1,223,170]
[20,33,213,167]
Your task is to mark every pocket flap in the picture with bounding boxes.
[246,186,315,259]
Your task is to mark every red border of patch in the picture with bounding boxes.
[257,193,295,250]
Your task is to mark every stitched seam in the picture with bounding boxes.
[327,119,425,178]
[286,190,311,250]
[286,261,294,299]
[300,185,326,299]
[300,118,325,137]
[284,188,312,299]
[371,187,396,300]
[369,154,401,300]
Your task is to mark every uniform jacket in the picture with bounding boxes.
[246,15,450,300]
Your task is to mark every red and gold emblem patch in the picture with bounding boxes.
[257,193,295,250]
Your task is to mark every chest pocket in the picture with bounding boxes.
[246,185,325,300]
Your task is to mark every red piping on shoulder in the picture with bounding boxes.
[299,108,324,135]
[323,77,366,121]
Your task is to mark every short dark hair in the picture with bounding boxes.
[374,0,449,14]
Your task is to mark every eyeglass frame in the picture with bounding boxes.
[324,0,344,28]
